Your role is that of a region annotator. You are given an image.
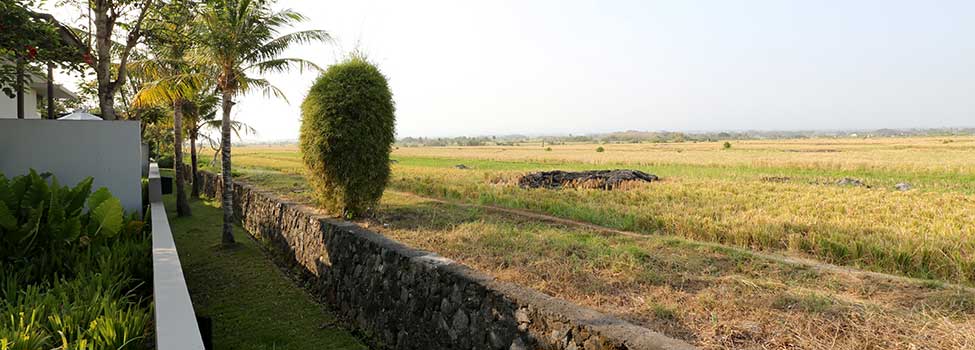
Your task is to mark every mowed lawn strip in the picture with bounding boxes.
[164,194,366,350]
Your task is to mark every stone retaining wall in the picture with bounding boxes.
[198,171,695,350]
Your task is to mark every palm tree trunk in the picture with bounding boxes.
[174,99,192,217]
[220,90,236,245]
[190,130,200,198]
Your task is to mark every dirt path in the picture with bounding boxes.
[386,189,975,294]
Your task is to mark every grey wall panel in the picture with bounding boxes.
[0,119,143,213]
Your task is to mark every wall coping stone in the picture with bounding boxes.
[151,164,206,350]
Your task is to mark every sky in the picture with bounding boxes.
[46,0,975,140]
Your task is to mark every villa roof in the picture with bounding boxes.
[28,80,76,99]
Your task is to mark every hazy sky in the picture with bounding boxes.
[49,1,975,140]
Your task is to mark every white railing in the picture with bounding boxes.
[149,163,206,350]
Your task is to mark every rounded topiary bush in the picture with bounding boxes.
[300,56,395,217]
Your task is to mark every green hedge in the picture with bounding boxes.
[300,56,396,217]
[156,155,174,169]
[0,170,152,349]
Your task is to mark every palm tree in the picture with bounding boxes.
[182,91,256,197]
[183,90,219,198]
[196,0,329,245]
[131,0,201,216]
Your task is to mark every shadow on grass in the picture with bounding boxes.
[376,198,484,231]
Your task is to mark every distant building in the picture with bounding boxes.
[1,10,87,119]
[0,73,77,119]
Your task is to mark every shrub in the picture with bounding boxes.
[723,141,732,149]
[0,170,137,272]
[300,55,396,217]
[545,147,552,151]
[156,155,174,169]
[596,146,605,153]
[0,170,151,349]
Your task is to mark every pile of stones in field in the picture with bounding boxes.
[836,177,869,187]
[835,178,914,191]
[518,169,658,190]
[761,176,791,183]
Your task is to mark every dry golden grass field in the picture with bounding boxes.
[196,136,975,349]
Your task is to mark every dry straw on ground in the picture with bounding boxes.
[197,136,975,349]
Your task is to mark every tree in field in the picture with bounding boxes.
[196,0,329,244]
[300,55,395,218]
[131,0,200,216]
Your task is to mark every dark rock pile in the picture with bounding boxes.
[836,178,869,188]
[518,170,659,190]
[761,176,791,183]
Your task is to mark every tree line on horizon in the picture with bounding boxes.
[394,127,975,147]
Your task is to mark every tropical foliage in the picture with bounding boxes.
[0,0,88,101]
[0,171,151,350]
[195,0,329,243]
[300,56,395,217]
[131,0,204,216]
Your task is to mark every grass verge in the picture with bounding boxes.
[164,194,365,350]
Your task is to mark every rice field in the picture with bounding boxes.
[193,136,975,349]
[205,136,975,286]
[370,191,974,349]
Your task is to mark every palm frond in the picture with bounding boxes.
[246,58,322,74]
[239,77,288,103]
[201,118,257,141]
[194,0,330,105]
[243,30,331,63]
[131,72,210,108]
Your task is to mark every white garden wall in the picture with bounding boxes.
[0,119,143,213]
[0,88,40,119]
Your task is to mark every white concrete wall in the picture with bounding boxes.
[0,89,41,119]
[0,119,143,214]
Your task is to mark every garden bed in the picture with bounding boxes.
[0,171,153,349]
